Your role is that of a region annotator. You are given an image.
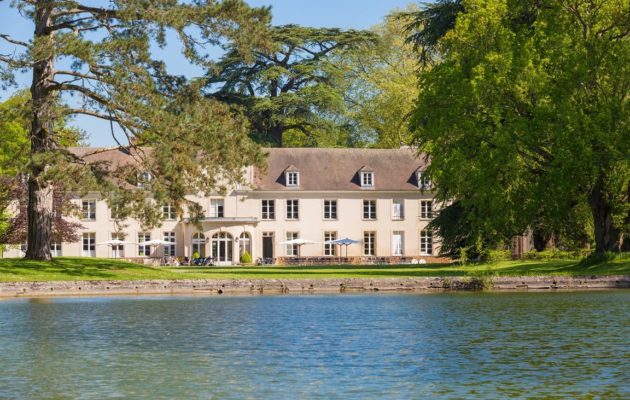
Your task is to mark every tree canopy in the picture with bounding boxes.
[206,24,376,147]
[411,0,630,254]
[0,0,271,260]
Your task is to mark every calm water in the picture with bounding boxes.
[0,292,629,399]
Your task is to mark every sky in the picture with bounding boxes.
[0,0,416,146]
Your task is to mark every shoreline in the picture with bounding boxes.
[1,275,629,298]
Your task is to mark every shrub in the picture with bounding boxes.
[240,251,252,264]
[192,251,200,259]
[580,251,630,267]
[523,249,585,261]
[483,249,512,263]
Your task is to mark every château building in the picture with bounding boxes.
[6,147,447,264]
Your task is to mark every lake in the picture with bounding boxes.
[0,292,629,399]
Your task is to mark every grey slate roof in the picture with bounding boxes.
[254,148,427,191]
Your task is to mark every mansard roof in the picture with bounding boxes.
[254,147,427,191]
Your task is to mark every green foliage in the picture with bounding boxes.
[483,249,512,263]
[523,249,586,262]
[580,252,630,268]
[192,251,200,260]
[412,0,630,254]
[240,251,252,264]
[207,24,376,147]
[1,1,272,259]
[340,6,420,148]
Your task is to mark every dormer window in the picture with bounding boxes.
[417,169,431,190]
[284,165,300,187]
[137,171,152,189]
[287,171,299,186]
[359,166,374,188]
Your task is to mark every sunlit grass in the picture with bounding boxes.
[0,255,628,282]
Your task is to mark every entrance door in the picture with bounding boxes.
[212,232,233,264]
[262,233,274,259]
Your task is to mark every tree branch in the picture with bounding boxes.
[0,34,29,47]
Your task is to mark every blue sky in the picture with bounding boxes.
[0,0,417,146]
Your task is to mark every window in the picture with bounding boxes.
[81,200,96,220]
[361,172,374,188]
[392,231,404,256]
[286,199,299,220]
[192,233,206,257]
[262,200,275,220]
[286,171,300,187]
[324,231,337,256]
[286,232,299,256]
[138,232,151,257]
[137,171,152,189]
[163,232,176,257]
[50,242,62,257]
[324,200,337,220]
[418,170,431,190]
[363,231,376,256]
[163,203,176,220]
[210,199,224,218]
[392,199,404,220]
[363,200,376,220]
[111,232,125,258]
[420,230,433,255]
[239,232,252,259]
[420,201,433,219]
[82,232,95,257]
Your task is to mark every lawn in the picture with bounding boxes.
[0,256,629,282]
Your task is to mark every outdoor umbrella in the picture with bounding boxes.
[142,239,173,257]
[96,239,134,259]
[324,238,360,258]
[278,238,319,257]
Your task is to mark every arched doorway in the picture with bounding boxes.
[212,232,233,263]
[239,232,252,260]
[192,233,206,257]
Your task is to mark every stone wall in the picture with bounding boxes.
[0,275,629,298]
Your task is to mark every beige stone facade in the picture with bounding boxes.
[4,147,445,263]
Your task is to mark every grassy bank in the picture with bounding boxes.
[0,256,629,282]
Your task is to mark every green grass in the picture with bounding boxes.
[0,255,629,282]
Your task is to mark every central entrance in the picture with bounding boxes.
[212,232,233,264]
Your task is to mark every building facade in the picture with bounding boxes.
[5,147,446,263]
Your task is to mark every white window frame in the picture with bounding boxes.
[363,231,376,256]
[82,232,96,257]
[418,171,431,190]
[163,203,176,220]
[286,232,299,256]
[420,230,433,255]
[261,200,275,220]
[210,199,224,218]
[50,242,62,257]
[111,232,125,258]
[363,200,376,220]
[392,199,404,220]
[81,199,96,220]
[138,232,151,257]
[324,231,337,256]
[392,231,404,256]
[286,171,300,187]
[163,231,176,257]
[286,199,299,220]
[420,200,433,219]
[324,199,337,220]
[360,172,374,188]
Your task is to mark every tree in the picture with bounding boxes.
[206,24,375,147]
[340,7,420,148]
[411,0,630,255]
[0,0,271,260]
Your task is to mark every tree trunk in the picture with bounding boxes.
[271,123,283,147]
[25,1,55,261]
[588,176,622,254]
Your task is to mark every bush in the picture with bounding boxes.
[523,249,585,261]
[192,251,200,259]
[580,251,630,267]
[240,251,252,264]
[483,249,512,263]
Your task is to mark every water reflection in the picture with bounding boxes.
[0,292,629,399]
